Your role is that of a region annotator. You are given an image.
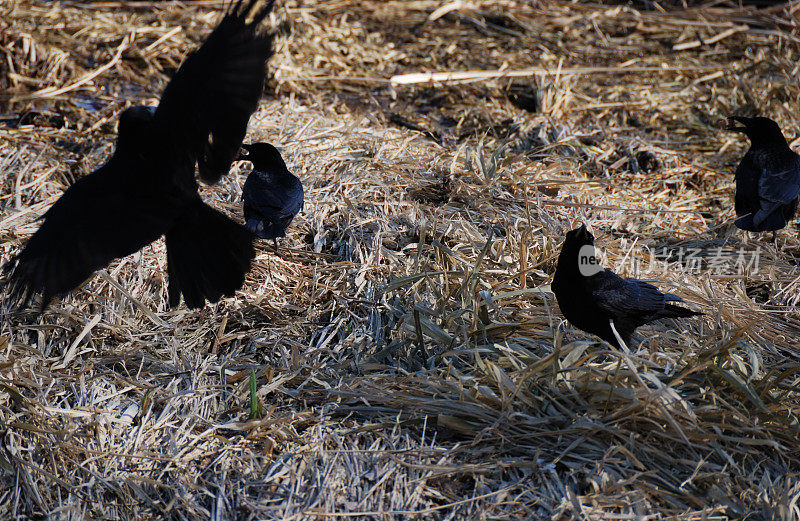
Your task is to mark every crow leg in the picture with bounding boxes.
[608,319,631,352]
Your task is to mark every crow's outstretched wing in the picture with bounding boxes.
[588,271,668,317]
[153,0,275,186]
[3,167,177,309]
[165,197,255,309]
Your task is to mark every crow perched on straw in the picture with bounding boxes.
[3,0,276,310]
[551,225,702,348]
[238,142,303,252]
[727,116,800,242]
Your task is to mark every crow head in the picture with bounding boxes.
[238,142,287,172]
[565,223,594,248]
[557,224,604,278]
[726,116,787,147]
[117,105,157,152]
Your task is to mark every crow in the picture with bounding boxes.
[551,224,702,348]
[3,0,276,311]
[727,116,800,242]
[238,142,303,252]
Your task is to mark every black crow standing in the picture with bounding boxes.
[238,142,303,252]
[551,224,702,348]
[3,0,276,310]
[727,116,800,242]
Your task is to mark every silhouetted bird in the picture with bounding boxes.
[551,225,702,348]
[3,0,275,310]
[727,116,800,242]
[239,142,303,252]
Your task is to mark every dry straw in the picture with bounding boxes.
[1,0,800,519]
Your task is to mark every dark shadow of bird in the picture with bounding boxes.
[551,224,702,348]
[238,142,303,252]
[3,0,276,311]
[727,116,800,242]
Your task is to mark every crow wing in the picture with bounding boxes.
[755,152,800,227]
[588,271,669,317]
[152,0,275,186]
[243,177,286,215]
[243,172,303,219]
[284,178,305,218]
[4,166,179,309]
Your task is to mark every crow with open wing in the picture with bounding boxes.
[4,0,275,310]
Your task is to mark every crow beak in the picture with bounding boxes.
[726,116,749,132]
[236,144,251,161]
[575,223,594,244]
[571,223,586,240]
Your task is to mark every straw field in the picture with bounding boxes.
[2,0,800,518]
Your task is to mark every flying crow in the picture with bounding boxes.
[4,0,276,310]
